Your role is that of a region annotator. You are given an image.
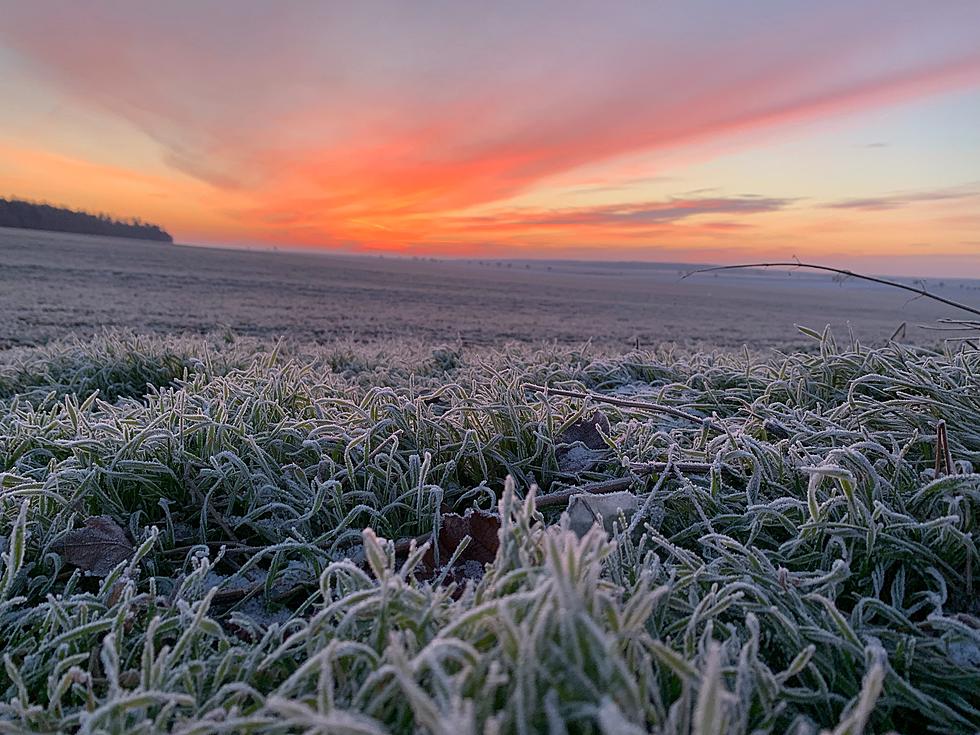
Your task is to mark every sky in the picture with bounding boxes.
[1,1,979,277]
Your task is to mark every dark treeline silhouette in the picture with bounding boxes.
[0,197,173,242]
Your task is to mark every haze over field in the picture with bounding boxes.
[1,1,979,275]
[1,227,973,350]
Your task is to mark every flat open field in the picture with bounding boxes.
[2,227,974,350]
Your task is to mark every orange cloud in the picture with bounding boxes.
[212,53,980,252]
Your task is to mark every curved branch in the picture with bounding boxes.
[682,262,980,319]
[523,383,723,433]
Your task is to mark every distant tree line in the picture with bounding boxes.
[0,197,173,242]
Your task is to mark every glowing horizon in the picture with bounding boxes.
[1,1,979,277]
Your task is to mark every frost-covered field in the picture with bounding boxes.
[2,227,975,350]
[0,330,977,733]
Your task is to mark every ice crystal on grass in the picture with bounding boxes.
[0,330,978,733]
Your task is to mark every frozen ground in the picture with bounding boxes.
[1,332,977,732]
[1,226,975,349]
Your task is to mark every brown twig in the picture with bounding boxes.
[682,262,980,319]
[524,383,723,432]
[162,542,264,558]
[934,420,954,478]
[630,460,735,475]
[536,460,730,508]
[535,477,637,508]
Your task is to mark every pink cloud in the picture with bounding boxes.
[825,185,980,211]
[450,196,793,230]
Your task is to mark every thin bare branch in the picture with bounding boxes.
[683,262,980,319]
[524,383,723,432]
[536,461,731,508]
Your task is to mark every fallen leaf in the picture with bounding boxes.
[424,508,500,567]
[52,516,134,576]
[558,412,610,450]
[556,412,610,473]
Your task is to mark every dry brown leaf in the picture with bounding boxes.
[420,508,501,585]
[53,516,134,576]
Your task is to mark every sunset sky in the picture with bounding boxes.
[1,1,979,276]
